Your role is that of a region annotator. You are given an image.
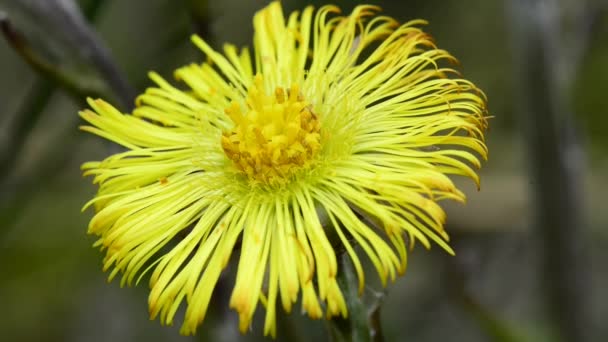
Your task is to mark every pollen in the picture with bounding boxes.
[221,74,321,185]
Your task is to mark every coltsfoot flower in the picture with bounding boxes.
[80,1,488,337]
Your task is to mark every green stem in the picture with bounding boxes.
[508,1,590,340]
[0,0,112,230]
[327,253,383,342]
[0,14,107,104]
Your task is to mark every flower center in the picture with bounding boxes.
[221,75,321,185]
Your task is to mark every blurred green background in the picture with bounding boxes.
[0,0,606,341]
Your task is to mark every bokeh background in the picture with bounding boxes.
[0,0,606,341]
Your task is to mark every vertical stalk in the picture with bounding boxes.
[327,253,384,342]
[507,0,590,341]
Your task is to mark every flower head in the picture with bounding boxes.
[80,1,487,337]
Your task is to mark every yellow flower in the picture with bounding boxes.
[80,1,487,337]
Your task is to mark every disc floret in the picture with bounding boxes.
[221,75,321,185]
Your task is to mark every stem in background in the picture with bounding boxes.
[39,0,137,109]
[507,0,590,341]
[0,0,115,225]
[0,7,112,185]
[0,14,107,104]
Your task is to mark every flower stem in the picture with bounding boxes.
[327,253,384,342]
[508,1,591,340]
